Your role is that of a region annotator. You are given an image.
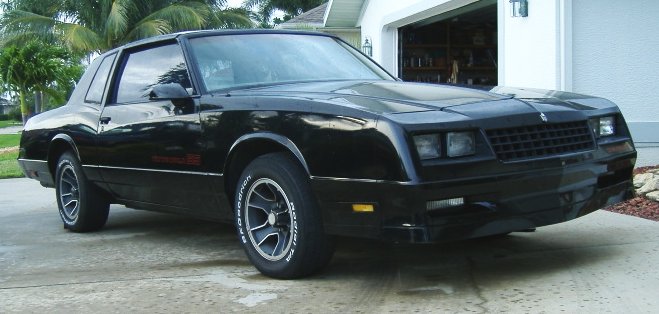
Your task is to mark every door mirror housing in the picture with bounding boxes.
[149,83,191,100]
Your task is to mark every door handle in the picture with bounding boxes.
[100,117,112,124]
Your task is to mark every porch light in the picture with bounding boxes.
[510,0,528,17]
[362,37,372,57]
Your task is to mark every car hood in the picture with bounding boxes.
[228,80,617,115]
[230,80,506,112]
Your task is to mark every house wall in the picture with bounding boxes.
[357,0,424,71]
[498,0,566,90]
[324,29,362,48]
[571,0,659,144]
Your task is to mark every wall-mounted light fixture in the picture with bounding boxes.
[362,37,372,57]
[510,0,528,17]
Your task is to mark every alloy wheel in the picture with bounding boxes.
[58,164,80,222]
[244,178,294,261]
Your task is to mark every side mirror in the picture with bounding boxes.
[149,83,190,100]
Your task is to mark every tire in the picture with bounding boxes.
[235,152,334,279]
[55,151,110,232]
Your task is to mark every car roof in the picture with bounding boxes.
[100,29,338,58]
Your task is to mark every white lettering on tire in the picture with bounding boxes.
[285,202,297,262]
[237,175,251,244]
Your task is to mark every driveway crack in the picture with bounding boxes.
[467,257,489,313]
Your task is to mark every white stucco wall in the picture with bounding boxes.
[572,0,659,143]
[498,0,566,90]
[357,0,424,71]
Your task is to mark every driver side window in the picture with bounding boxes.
[113,43,192,104]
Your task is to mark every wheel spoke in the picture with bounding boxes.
[61,176,76,188]
[68,205,79,217]
[248,221,268,232]
[64,199,77,208]
[273,230,288,256]
[249,191,272,214]
[264,183,278,202]
[63,170,77,185]
[254,187,275,201]
[256,231,278,247]
[252,225,277,243]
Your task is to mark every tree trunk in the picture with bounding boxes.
[34,91,42,114]
[19,90,30,125]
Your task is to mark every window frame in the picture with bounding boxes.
[84,53,117,105]
[108,40,197,105]
[184,33,395,95]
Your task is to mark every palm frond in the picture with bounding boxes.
[243,0,265,10]
[259,2,277,24]
[57,23,105,53]
[105,0,130,44]
[142,2,210,32]
[210,9,254,29]
[0,10,58,45]
[124,19,172,43]
[201,0,228,9]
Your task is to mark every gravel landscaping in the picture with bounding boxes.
[604,166,659,222]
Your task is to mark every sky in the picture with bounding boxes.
[0,0,285,24]
[225,0,286,22]
[226,0,244,8]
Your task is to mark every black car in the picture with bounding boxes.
[18,30,636,279]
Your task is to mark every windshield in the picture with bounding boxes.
[188,33,393,92]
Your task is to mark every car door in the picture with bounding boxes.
[96,41,219,216]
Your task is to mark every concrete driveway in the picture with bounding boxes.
[1,178,658,313]
[0,125,22,135]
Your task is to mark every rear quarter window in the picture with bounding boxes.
[85,54,116,104]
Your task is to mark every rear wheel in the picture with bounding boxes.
[55,151,110,232]
[235,152,334,279]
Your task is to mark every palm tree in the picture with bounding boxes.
[243,0,326,26]
[0,41,83,123]
[0,0,252,54]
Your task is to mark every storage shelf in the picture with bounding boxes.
[450,44,496,49]
[405,44,448,48]
[461,66,497,71]
[400,19,498,86]
[403,67,447,71]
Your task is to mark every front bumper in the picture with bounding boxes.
[312,152,635,243]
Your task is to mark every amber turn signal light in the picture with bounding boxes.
[352,204,375,213]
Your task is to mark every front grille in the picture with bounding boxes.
[486,121,594,162]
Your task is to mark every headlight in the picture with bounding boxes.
[590,116,616,137]
[598,116,616,137]
[414,134,441,160]
[447,131,475,157]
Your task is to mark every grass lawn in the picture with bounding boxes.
[0,151,22,178]
[0,120,21,128]
[0,133,21,147]
[0,134,23,179]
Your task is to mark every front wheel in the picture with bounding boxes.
[235,153,334,279]
[55,151,110,232]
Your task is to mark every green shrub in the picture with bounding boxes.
[8,107,21,121]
